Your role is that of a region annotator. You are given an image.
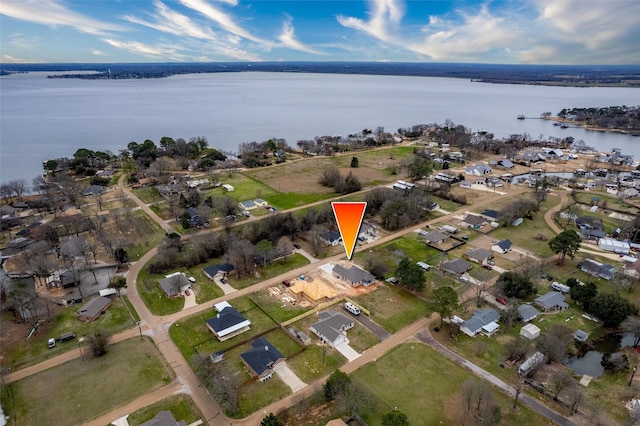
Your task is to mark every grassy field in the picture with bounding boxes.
[169,296,279,359]
[2,296,138,370]
[225,254,309,290]
[125,211,167,261]
[126,394,203,426]
[248,290,312,323]
[203,173,279,204]
[137,268,186,316]
[351,284,429,333]
[349,343,554,426]
[287,344,346,383]
[489,215,556,258]
[0,338,173,426]
[353,233,442,275]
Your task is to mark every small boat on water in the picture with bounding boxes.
[517,115,525,120]
[553,122,560,126]
[560,123,569,129]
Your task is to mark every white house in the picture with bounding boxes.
[465,164,493,176]
[460,308,500,337]
[598,238,631,255]
[491,239,512,254]
[309,311,354,347]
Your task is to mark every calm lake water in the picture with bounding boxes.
[1,71,639,185]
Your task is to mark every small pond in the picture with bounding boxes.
[563,332,636,378]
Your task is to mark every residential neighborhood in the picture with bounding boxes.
[1,119,640,426]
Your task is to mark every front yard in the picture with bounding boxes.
[1,338,173,426]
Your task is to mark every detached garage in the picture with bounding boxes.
[520,323,541,340]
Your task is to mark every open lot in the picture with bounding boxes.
[0,296,137,369]
[330,343,552,425]
[0,338,173,426]
[125,394,203,426]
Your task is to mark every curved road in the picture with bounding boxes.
[7,174,575,425]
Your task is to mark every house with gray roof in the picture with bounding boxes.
[206,305,251,341]
[203,263,235,280]
[423,231,449,245]
[310,311,354,347]
[239,200,257,210]
[76,296,112,322]
[533,291,568,312]
[578,259,616,280]
[140,410,187,426]
[159,273,191,298]
[461,215,486,229]
[517,304,540,323]
[480,209,501,221]
[460,308,501,337]
[332,264,375,287]
[240,338,285,382]
[83,185,106,197]
[442,258,472,276]
[464,248,493,264]
[465,164,493,176]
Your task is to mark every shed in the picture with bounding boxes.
[520,324,541,340]
[222,184,234,192]
[573,330,589,342]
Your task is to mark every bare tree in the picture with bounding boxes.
[623,316,640,347]
[461,379,476,412]
[567,386,584,415]
[550,370,574,401]
[538,324,573,363]
[473,281,489,307]
[309,224,327,257]
[503,304,520,328]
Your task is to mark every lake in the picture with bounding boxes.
[1,71,639,185]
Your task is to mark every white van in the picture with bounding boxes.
[551,282,571,294]
[48,338,56,348]
[344,302,361,316]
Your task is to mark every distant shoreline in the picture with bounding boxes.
[542,116,640,136]
[2,62,639,88]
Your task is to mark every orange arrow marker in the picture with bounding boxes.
[331,202,367,260]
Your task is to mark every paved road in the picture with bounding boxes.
[416,329,575,426]
[6,179,539,425]
[348,310,392,341]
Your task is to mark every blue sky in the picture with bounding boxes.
[1,0,639,64]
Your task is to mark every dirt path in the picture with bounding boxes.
[544,189,570,235]
[6,182,532,425]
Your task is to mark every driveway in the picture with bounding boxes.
[182,290,197,310]
[273,362,306,392]
[334,341,361,362]
[295,248,319,263]
[350,312,392,341]
[213,276,237,295]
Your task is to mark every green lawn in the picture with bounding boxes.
[353,233,441,274]
[350,343,554,426]
[351,284,428,333]
[125,211,166,261]
[287,344,346,383]
[131,186,163,204]
[226,254,309,290]
[137,268,186,316]
[249,290,312,323]
[126,395,203,426]
[2,296,138,370]
[203,173,279,204]
[490,215,556,258]
[267,192,334,210]
[169,296,278,359]
[1,338,173,426]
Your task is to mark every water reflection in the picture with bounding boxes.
[564,332,636,378]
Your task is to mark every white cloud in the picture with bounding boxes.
[411,5,519,60]
[2,54,38,63]
[337,0,404,43]
[179,0,267,44]
[91,50,108,56]
[214,0,237,5]
[278,18,322,55]
[102,38,188,61]
[0,0,124,36]
[123,1,218,42]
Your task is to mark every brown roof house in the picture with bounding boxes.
[332,264,376,287]
[464,248,493,264]
[240,338,285,382]
[76,296,112,322]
